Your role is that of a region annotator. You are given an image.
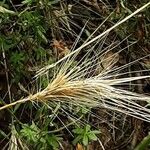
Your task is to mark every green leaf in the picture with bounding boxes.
[47,135,59,149]
[22,0,33,5]
[73,135,82,145]
[10,52,26,66]
[46,134,62,149]
[72,128,83,134]
[48,0,60,5]
[0,6,15,14]
[35,47,46,61]
[20,122,39,143]
[13,103,21,113]
[83,135,88,146]
[85,125,91,132]
[81,107,89,114]
[134,134,150,150]
[37,29,47,43]
[88,132,97,141]
[91,130,101,134]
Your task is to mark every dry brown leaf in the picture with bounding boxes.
[76,143,84,150]
[52,39,70,59]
